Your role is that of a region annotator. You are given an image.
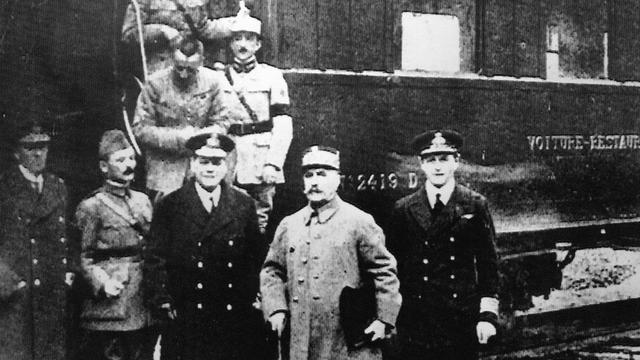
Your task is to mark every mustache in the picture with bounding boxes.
[123,168,134,175]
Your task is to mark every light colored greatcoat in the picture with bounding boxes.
[0,165,69,360]
[261,196,402,360]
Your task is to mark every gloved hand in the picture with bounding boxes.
[476,321,496,344]
[103,278,124,298]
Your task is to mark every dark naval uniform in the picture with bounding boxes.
[0,166,70,360]
[75,183,156,359]
[144,180,266,360]
[387,184,499,360]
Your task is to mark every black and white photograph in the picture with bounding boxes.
[1,1,640,359]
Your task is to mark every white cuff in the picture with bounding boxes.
[480,297,499,315]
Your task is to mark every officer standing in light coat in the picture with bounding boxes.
[260,146,401,360]
[133,37,232,199]
[386,130,500,360]
[0,121,73,360]
[121,0,249,74]
[224,14,293,234]
[75,130,156,360]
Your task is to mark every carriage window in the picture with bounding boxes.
[401,12,461,73]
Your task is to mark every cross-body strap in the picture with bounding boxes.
[95,193,146,236]
[225,65,260,124]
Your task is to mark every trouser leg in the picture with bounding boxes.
[239,183,276,234]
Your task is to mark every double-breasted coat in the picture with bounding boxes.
[144,180,267,360]
[386,184,499,358]
[260,196,402,360]
[0,166,70,360]
[74,183,153,331]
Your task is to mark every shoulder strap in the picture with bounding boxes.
[225,65,260,123]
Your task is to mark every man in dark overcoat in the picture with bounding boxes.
[386,130,500,360]
[0,121,74,360]
[144,131,266,360]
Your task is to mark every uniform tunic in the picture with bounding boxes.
[225,63,292,185]
[121,0,234,74]
[144,180,266,360]
[75,183,153,331]
[133,67,231,194]
[386,184,499,359]
[261,196,402,360]
[0,166,69,360]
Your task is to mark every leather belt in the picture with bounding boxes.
[228,120,273,136]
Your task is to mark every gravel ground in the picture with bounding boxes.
[518,248,640,315]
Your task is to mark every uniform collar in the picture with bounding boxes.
[304,195,341,225]
[194,181,221,209]
[232,56,257,73]
[18,164,43,184]
[425,179,455,208]
[104,180,131,198]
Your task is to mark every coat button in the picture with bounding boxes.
[228,240,234,246]
[197,261,203,268]
[313,274,319,279]
[228,283,233,289]
[422,259,428,264]
[292,296,299,302]
[62,258,67,265]
[59,216,65,223]
[227,262,233,268]
[60,237,66,243]
[302,257,308,264]
[197,283,203,289]
[226,304,233,311]
[450,255,455,261]
[197,303,203,309]
[297,277,304,283]
[34,279,41,286]
[32,259,38,265]
[450,237,455,242]
[197,242,202,247]
[423,276,428,282]
[424,241,428,246]
[30,238,36,244]
[450,274,455,280]
[452,293,458,299]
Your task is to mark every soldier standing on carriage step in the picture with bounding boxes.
[132,37,232,200]
[122,0,250,74]
[224,15,293,234]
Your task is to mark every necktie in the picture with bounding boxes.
[432,193,444,217]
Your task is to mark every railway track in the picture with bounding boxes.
[485,327,640,359]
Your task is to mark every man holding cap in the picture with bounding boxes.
[260,145,401,360]
[386,130,500,360]
[0,121,72,360]
[133,37,232,200]
[144,131,266,360]
[75,129,156,360]
[224,14,293,234]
